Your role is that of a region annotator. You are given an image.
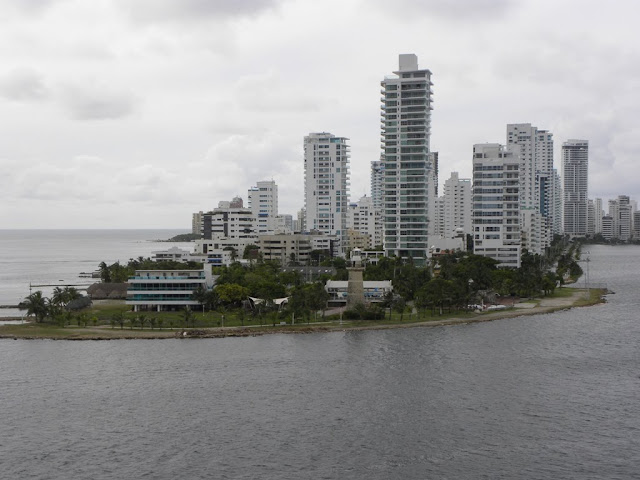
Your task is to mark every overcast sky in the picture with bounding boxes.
[1,0,638,229]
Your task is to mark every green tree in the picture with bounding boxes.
[99,261,111,283]
[182,308,196,328]
[113,311,125,330]
[216,283,249,307]
[20,291,48,323]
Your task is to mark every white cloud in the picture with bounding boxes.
[60,82,138,120]
[0,68,49,101]
[1,0,640,227]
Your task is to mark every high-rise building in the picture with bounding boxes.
[442,171,472,239]
[562,140,589,236]
[370,160,385,213]
[381,54,436,263]
[506,124,555,254]
[472,143,521,268]
[192,211,204,236]
[303,132,350,250]
[551,169,563,236]
[587,199,596,236]
[594,197,603,235]
[248,180,278,234]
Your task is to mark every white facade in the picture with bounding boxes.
[594,197,603,235]
[562,139,589,236]
[304,132,350,251]
[275,214,293,234]
[192,211,203,236]
[347,195,382,250]
[506,124,554,253]
[472,143,521,268]
[442,171,472,238]
[248,180,278,235]
[381,54,437,263]
[202,207,257,243]
[370,160,385,212]
[126,266,216,312]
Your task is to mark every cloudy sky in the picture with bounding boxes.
[1,0,638,229]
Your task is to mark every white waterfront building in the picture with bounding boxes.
[303,132,350,252]
[562,140,589,237]
[381,54,437,264]
[472,143,521,268]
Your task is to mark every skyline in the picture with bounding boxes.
[1,0,639,228]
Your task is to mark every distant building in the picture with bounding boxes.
[202,207,257,241]
[441,171,472,238]
[370,160,385,212]
[304,132,350,252]
[506,123,554,254]
[192,211,204,236]
[152,246,192,263]
[472,143,521,268]
[248,180,278,234]
[347,195,381,250]
[257,234,312,266]
[562,139,589,237]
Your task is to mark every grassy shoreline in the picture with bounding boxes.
[0,288,608,341]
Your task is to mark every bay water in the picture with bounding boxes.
[1,244,639,478]
[0,229,189,317]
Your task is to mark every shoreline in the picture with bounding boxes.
[0,289,607,340]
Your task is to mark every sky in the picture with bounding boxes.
[1,0,639,229]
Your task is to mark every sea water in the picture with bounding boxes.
[0,229,189,316]
[1,245,639,479]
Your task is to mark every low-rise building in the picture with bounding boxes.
[152,246,193,262]
[258,234,312,265]
[126,266,217,312]
[325,280,392,306]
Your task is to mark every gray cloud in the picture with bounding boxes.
[0,0,61,13]
[60,83,137,120]
[0,68,49,101]
[118,0,283,23]
[371,0,515,20]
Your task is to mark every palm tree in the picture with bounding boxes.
[113,311,125,330]
[21,291,48,323]
[99,261,111,283]
[183,308,195,328]
[138,314,147,330]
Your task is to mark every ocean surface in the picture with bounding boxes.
[1,244,639,479]
[0,229,190,317]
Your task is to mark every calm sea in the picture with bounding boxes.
[0,229,190,317]
[1,245,639,479]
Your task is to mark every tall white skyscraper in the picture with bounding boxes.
[381,54,436,264]
[562,140,589,237]
[304,132,350,250]
[472,143,521,268]
[370,160,385,212]
[506,123,555,254]
[248,180,278,234]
